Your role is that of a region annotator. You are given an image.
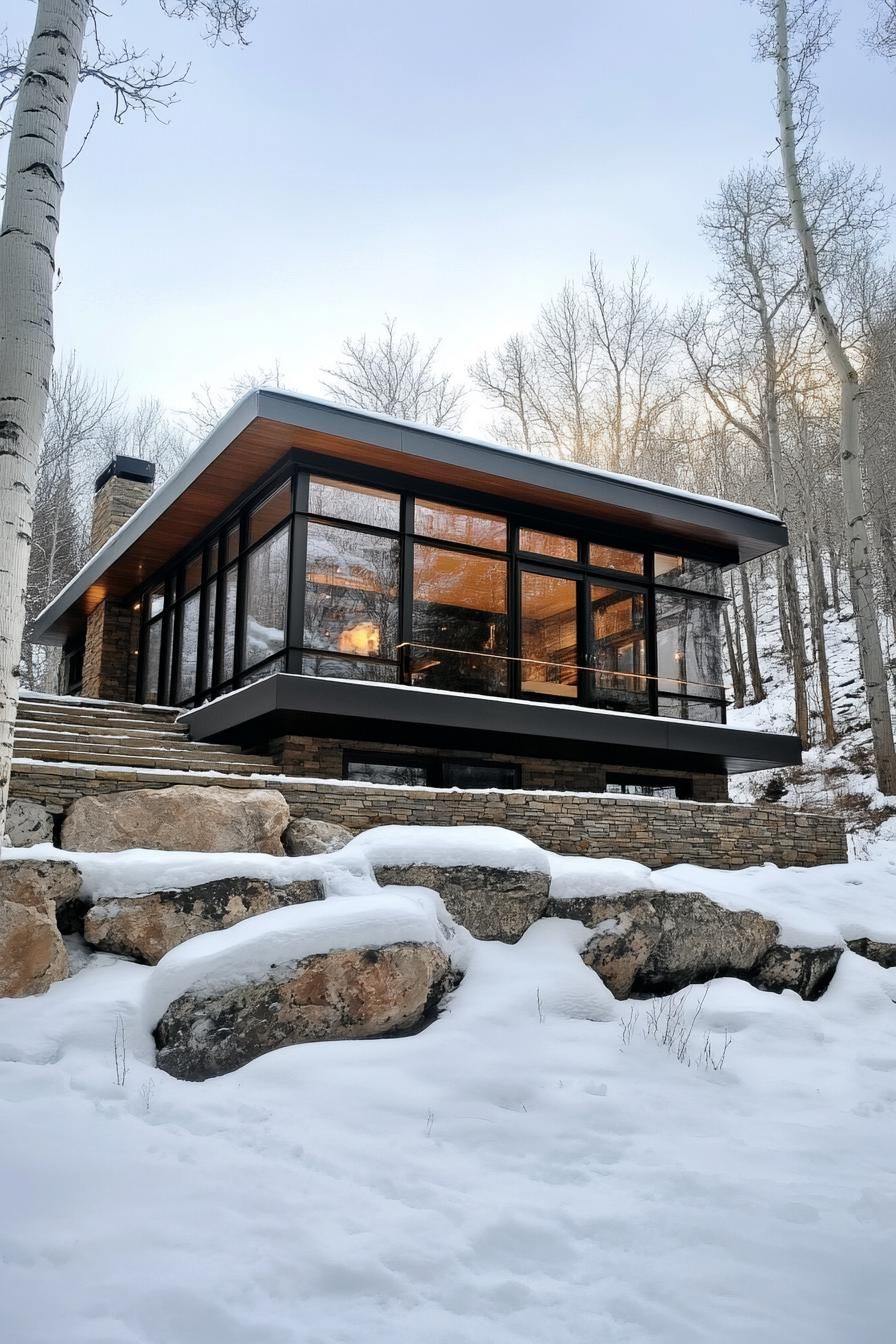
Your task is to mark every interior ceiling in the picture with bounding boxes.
[46,413,750,638]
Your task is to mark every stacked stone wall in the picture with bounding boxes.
[9,764,846,870]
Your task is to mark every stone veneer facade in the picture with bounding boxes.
[9,766,846,870]
[267,734,730,802]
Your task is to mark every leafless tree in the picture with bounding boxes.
[866,1,896,59]
[322,319,465,429]
[754,0,896,792]
[182,362,285,439]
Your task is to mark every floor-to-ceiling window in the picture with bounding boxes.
[135,459,728,720]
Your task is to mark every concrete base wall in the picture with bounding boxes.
[9,765,846,870]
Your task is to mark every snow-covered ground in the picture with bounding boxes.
[2,835,896,1344]
[727,561,896,858]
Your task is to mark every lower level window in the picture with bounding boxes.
[343,752,521,789]
[605,772,691,800]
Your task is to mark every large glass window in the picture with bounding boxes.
[141,621,162,703]
[137,462,729,720]
[243,525,289,669]
[248,481,291,545]
[589,543,644,576]
[654,553,723,596]
[304,523,399,665]
[519,528,577,562]
[309,477,400,530]
[520,571,579,699]
[220,565,238,683]
[414,499,506,551]
[655,590,723,700]
[175,590,201,702]
[589,584,648,713]
[411,545,507,695]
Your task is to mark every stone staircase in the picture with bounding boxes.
[11,692,283,819]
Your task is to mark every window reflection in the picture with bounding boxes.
[304,522,399,663]
[589,584,648,712]
[141,622,161,703]
[655,591,723,698]
[175,590,201,702]
[414,499,506,551]
[309,477,400,530]
[654,553,723,596]
[589,543,644,575]
[411,544,507,694]
[520,571,578,698]
[248,481,291,545]
[519,529,577,561]
[243,525,289,669]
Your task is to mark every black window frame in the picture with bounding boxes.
[132,448,731,721]
[342,749,522,789]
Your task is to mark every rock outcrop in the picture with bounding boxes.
[579,889,779,998]
[61,785,290,855]
[751,943,842,1001]
[3,799,54,849]
[84,874,324,964]
[283,817,353,857]
[375,863,550,942]
[154,941,453,1080]
[0,860,80,997]
[846,937,896,969]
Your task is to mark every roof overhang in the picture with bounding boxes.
[180,674,803,775]
[33,389,789,644]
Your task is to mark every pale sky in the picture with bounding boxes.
[11,0,895,434]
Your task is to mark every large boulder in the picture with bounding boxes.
[84,874,324,965]
[579,889,779,998]
[3,799,54,849]
[283,817,353,857]
[846,937,896,969]
[0,860,79,997]
[374,863,550,942]
[61,785,290,856]
[752,943,843,1000]
[154,941,452,1081]
[578,895,662,998]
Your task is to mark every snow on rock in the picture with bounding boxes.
[654,856,896,948]
[339,823,550,872]
[0,843,338,901]
[547,853,653,900]
[142,886,469,1032]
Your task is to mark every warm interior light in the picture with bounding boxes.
[338,621,381,656]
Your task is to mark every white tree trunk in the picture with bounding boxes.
[775,0,896,794]
[0,1,89,836]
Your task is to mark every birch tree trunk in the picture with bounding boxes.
[775,0,896,793]
[739,567,766,702]
[0,2,89,835]
[807,525,836,746]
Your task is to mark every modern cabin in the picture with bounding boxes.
[32,390,801,801]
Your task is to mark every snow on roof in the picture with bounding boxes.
[256,386,782,523]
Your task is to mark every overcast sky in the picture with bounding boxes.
[12,0,895,433]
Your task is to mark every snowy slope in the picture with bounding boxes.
[726,561,896,857]
[2,837,896,1344]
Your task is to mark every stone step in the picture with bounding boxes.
[10,760,283,789]
[20,693,180,717]
[12,736,275,768]
[16,705,183,729]
[12,751,282,775]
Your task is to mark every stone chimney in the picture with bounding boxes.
[81,457,155,701]
[90,455,156,552]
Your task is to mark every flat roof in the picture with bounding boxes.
[181,674,803,775]
[33,389,789,642]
